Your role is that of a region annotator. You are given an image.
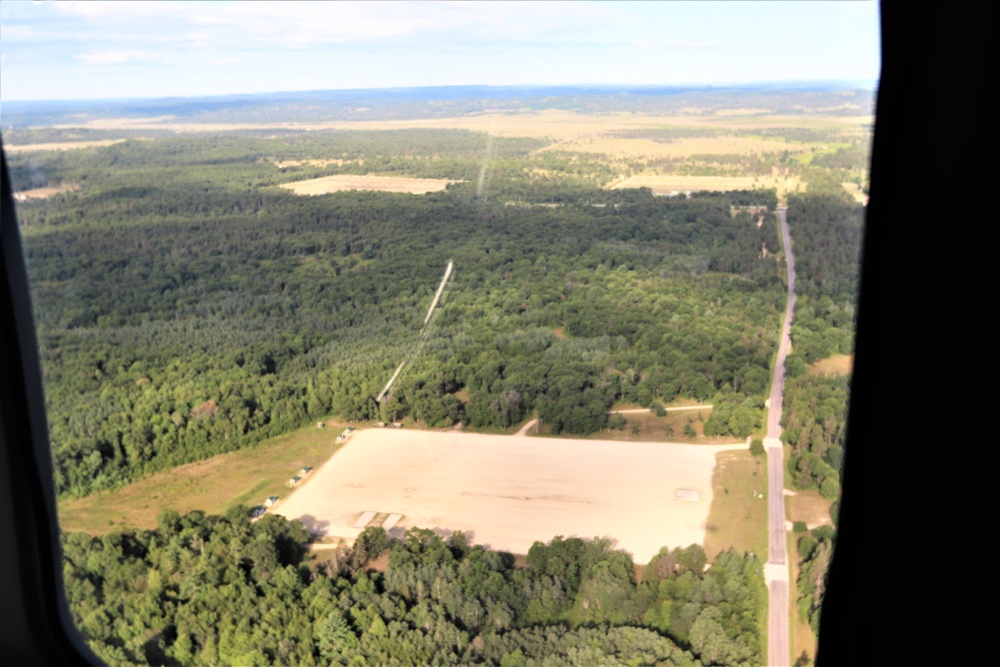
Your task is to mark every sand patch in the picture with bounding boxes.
[276,428,744,563]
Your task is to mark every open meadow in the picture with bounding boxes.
[275,428,746,563]
[57,422,346,534]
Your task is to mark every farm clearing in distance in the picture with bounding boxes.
[279,173,461,196]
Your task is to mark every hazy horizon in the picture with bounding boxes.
[1,1,879,103]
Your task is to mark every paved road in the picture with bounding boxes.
[766,205,795,667]
[768,579,790,666]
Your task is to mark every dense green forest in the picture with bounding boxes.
[782,193,863,500]
[781,193,863,640]
[10,132,787,498]
[62,509,765,665]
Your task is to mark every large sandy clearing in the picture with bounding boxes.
[280,174,461,195]
[275,428,745,563]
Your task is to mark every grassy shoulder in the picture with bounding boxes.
[57,421,348,535]
[785,491,833,666]
[788,531,818,667]
[704,449,768,562]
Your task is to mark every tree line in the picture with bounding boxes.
[62,509,765,665]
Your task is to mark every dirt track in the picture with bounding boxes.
[275,428,745,563]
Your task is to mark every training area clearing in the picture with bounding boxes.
[276,428,745,563]
[279,174,460,195]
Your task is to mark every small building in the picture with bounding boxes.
[265,496,278,507]
[288,476,301,487]
[345,427,355,433]
[390,422,403,429]
[300,466,312,475]
[336,434,346,443]
[317,422,324,429]
[375,422,386,428]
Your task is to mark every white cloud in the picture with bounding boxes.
[75,50,136,65]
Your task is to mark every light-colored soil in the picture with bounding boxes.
[13,183,80,200]
[5,139,125,153]
[515,419,539,436]
[275,428,745,564]
[279,174,462,195]
[841,183,868,204]
[785,490,834,529]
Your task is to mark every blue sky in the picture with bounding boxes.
[0,1,879,102]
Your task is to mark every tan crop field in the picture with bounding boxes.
[275,428,746,563]
[608,174,802,195]
[280,174,461,196]
[5,139,125,153]
[538,135,809,159]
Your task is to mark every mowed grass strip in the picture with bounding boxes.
[57,423,347,535]
[703,450,768,561]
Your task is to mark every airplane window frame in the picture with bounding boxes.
[0,2,932,662]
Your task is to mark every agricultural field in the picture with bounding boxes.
[608,174,802,196]
[275,428,747,563]
[279,173,461,195]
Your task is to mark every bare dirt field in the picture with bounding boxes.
[5,139,125,153]
[14,183,80,200]
[275,428,746,563]
[279,174,461,196]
